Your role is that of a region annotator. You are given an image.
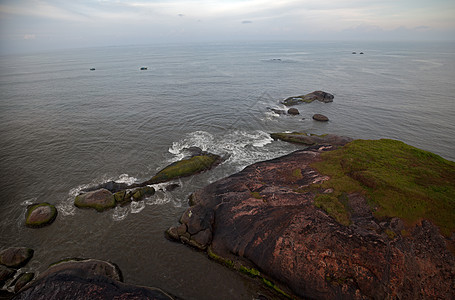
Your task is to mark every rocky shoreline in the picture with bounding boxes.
[3,91,454,299]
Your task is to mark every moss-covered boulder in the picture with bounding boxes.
[271,132,352,146]
[25,202,57,228]
[74,189,116,212]
[0,247,34,269]
[143,153,221,185]
[282,90,334,106]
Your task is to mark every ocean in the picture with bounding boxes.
[1,41,454,298]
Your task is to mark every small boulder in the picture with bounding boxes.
[25,202,57,228]
[313,114,329,121]
[0,247,34,269]
[74,189,116,212]
[287,108,300,115]
[282,91,334,106]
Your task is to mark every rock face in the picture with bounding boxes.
[282,91,334,106]
[13,259,173,299]
[270,132,352,146]
[25,203,57,228]
[167,145,455,299]
[0,247,34,269]
[312,113,329,121]
[287,108,300,115]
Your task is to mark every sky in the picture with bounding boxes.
[1,0,454,53]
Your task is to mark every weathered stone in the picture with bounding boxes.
[0,247,34,269]
[25,203,57,228]
[169,144,455,299]
[287,108,299,115]
[74,189,116,212]
[312,113,329,121]
[131,186,155,201]
[191,229,212,249]
[113,190,128,205]
[13,259,174,299]
[82,181,129,193]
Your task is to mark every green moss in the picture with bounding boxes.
[291,168,303,179]
[250,191,263,200]
[385,229,396,239]
[25,202,57,228]
[147,154,220,184]
[314,194,351,226]
[311,139,455,236]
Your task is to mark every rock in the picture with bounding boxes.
[270,132,352,146]
[10,272,34,293]
[287,108,299,115]
[74,189,116,212]
[282,91,334,106]
[131,186,155,201]
[25,203,57,228]
[0,265,16,286]
[141,153,222,185]
[312,113,329,121]
[13,259,174,299]
[167,143,455,299]
[0,248,33,269]
[267,108,286,115]
[82,181,129,193]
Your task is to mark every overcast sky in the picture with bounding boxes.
[1,0,454,53]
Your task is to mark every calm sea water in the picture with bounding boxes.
[1,41,454,298]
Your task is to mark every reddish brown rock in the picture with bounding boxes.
[0,247,34,269]
[167,145,455,299]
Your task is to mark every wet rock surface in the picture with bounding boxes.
[74,188,116,212]
[13,259,174,300]
[25,203,57,228]
[313,113,329,121]
[167,144,455,299]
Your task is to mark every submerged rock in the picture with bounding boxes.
[74,189,116,212]
[13,259,174,299]
[282,91,334,106]
[0,265,16,286]
[270,132,352,146]
[0,248,34,269]
[312,113,329,121]
[167,140,455,299]
[25,203,57,228]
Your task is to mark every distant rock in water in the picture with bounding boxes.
[13,259,174,299]
[282,90,334,106]
[166,139,455,299]
[312,113,329,121]
[82,181,129,193]
[25,203,57,228]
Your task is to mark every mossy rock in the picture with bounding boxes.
[145,154,221,185]
[25,202,57,228]
[131,186,155,201]
[114,190,129,206]
[271,132,352,147]
[0,247,34,269]
[311,139,455,236]
[74,189,116,212]
[11,272,34,293]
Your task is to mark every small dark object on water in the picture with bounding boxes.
[89,68,95,71]
[140,67,148,70]
[360,52,364,54]
[352,52,356,54]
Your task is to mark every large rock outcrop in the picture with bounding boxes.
[166,142,455,299]
[13,259,174,300]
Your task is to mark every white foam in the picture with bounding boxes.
[112,206,129,221]
[130,200,145,214]
[116,174,138,185]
